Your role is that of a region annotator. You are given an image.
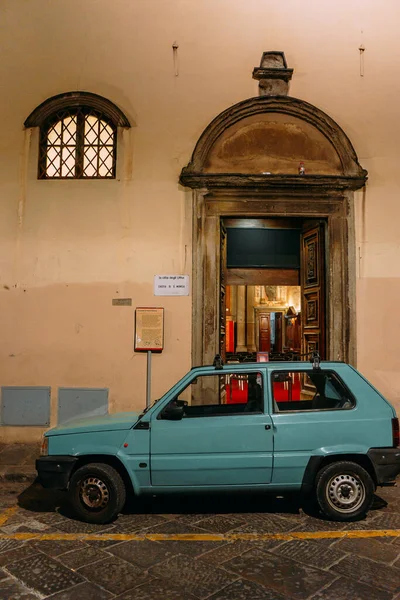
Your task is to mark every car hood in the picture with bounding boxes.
[46,411,143,436]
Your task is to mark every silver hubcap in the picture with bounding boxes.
[80,477,109,510]
[326,473,365,514]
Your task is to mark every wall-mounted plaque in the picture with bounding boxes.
[134,307,164,352]
[154,275,189,296]
[112,298,132,306]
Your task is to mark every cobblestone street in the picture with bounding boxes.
[1,481,400,599]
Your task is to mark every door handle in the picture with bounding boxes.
[265,424,271,430]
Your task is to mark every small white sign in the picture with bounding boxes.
[154,275,190,296]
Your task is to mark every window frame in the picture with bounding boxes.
[157,370,265,419]
[24,91,130,181]
[38,107,117,180]
[270,369,356,414]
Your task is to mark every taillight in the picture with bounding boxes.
[392,418,399,447]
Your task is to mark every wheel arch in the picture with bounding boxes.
[301,453,377,494]
[71,454,135,497]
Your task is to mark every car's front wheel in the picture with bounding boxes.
[316,461,375,521]
[69,462,126,524]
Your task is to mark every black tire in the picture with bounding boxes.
[316,461,375,522]
[69,462,126,524]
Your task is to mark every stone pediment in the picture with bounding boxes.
[180,96,367,193]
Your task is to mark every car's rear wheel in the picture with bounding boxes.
[316,461,375,521]
[69,462,126,524]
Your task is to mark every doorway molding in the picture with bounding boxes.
[180,95,367,368]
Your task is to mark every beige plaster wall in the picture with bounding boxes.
[1,0,400,439]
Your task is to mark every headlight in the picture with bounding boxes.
[40,436,49,456]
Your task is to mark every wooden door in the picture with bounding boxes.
[300,223,325,359]
[259,313,271,352]
[275,313,283,352]
[219,221,227,360]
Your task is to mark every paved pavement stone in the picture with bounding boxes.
[293,515,355,531]
[3,482,400,599]
[108,538,178,568]
[0,543,37,567]
[231,512,299,533]
[368,512,400,530]
[334,537,400,564]
[114,577,199,600]
[55,518,116,534]
[149,520,210,534]
[312,576,394,600]
[174,513,213,525]
[59,546,112,569]
[271,538,347,569]
[330,553,400,594]
[149,538,225,558]
[193,514,246,532]
[77,555,149,595]
[2,519,55,534]
[207,578,287,600]
[200,539,283,564]
[85,538,123,548]
[32,539,89,557]
[223,548,336,599]
[0,577,38,600]
[111,513,170,532]
[149,554,239,599]
[0,539,25,554]
[43,581,114,599]
[5,553,84,596]
[200,540,262,564]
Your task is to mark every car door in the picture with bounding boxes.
[150,368,273,487]
[268,363,391,486]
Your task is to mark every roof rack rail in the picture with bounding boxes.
[213,354,224,370]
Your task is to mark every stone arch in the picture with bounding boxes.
[24,91,131,129]
[180,96,366,190]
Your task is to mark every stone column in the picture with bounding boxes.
[246,286,257,351]
[236,285,247,352]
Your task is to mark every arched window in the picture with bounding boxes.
[25,92,130,180]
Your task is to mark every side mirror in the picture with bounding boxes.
[161,405,184,420]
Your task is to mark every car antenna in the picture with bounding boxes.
[213,354,224,370]
[311,352,321,370]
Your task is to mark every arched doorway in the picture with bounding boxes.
[180,55,367,367]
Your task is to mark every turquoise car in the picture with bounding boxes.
[36,356,400,523]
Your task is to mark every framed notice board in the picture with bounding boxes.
[134,307,164,352]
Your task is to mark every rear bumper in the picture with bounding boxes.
[368,448,400,485]
[36,456,78,490]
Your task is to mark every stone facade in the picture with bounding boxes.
[1,1,400,440]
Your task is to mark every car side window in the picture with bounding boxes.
[160,372,264,418]
[272,370,355,413]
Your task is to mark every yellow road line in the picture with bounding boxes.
[0,506,18,527]
[0,529,399,542]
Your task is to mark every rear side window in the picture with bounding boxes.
[272,370,355,412]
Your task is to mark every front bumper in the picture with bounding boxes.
[368,448,400,485]
[36,456,78,490]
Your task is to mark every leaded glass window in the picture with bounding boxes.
[39,108,116,179]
